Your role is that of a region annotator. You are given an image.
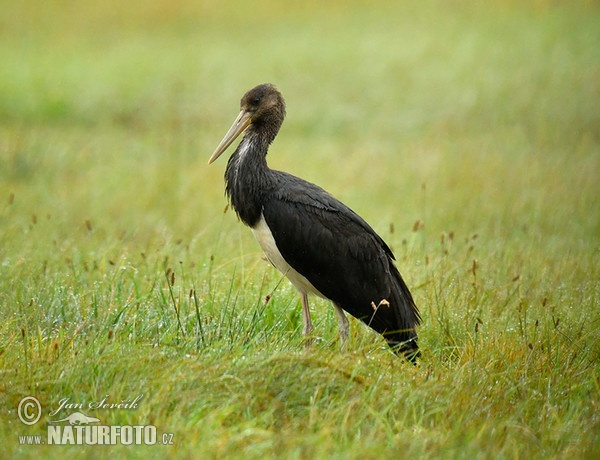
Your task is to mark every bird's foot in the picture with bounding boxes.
[302,335,315,349]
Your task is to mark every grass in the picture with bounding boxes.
[1,0,599,458]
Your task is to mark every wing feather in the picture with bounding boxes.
[262,172,420,346]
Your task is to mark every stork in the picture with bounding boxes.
[208,83,420,361]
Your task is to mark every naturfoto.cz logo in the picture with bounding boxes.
[17,396,175,446]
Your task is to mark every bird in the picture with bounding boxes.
[208,83,421,361]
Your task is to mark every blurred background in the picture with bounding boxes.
[1,2,599,457]
[1,0,598,292]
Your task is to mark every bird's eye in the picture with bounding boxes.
[251,96,261,106]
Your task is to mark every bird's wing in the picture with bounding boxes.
[262,172,419,338]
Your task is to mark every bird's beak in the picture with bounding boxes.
[208,110,253,164]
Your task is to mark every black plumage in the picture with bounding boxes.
[209,83,420,361]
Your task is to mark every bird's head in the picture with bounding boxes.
[208,83,286,164]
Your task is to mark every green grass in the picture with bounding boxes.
[1,0,599,458]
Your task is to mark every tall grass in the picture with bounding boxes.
[1,1,599,458]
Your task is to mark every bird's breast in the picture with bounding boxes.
[251,214,324,298]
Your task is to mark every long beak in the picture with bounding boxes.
[208,110,253,164]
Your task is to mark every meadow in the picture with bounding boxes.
[1,1,599,458]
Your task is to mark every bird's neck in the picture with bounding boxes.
[225,133,273,227]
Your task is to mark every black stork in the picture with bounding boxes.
[208,83,421,361]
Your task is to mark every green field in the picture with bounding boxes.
[1,1,599,458]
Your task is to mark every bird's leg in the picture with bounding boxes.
[333,303,349,352]
[300,292,314,346]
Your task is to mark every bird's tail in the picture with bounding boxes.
[369,266,421,363]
